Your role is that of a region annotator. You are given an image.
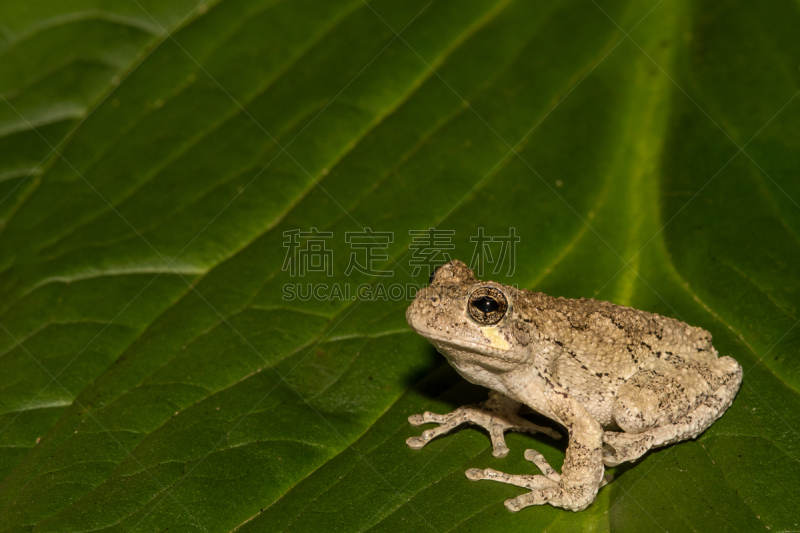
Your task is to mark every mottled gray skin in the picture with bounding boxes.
[405,260,742,512]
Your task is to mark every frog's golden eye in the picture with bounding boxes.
[468,287,508,325]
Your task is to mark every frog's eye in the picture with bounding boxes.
[468,287,508,325]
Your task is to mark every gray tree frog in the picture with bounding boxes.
[405,260,742,512]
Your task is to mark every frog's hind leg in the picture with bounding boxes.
[603,355,742,466]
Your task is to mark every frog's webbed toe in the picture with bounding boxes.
[407,405,560,458]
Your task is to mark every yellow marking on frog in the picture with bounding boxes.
[481,326,510,350]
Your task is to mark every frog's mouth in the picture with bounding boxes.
[420,330,511,356]
[420,331,526,374]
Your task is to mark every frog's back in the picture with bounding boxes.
[515,290,714,357]
[514,290,718,427]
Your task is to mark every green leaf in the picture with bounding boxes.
[0,0,798,531]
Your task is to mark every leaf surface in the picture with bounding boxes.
[0,0,798,531]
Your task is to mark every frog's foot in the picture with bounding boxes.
[407,407,560,458]
[602,431,655,467]
[466,450,608,512]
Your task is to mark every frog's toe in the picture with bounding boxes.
[488,424,511,457]
[503,487,561,511]
[408,410,451,426]
[466,466,559,491]
[405,428,441,449]
[465,468,486,480]
[504,497,524,512]
[504,491,547,512]
[524,449,561,482]
[491,443,510,458]
[407,414,425,425]
[405,436,427,449]
[504,486,593,512]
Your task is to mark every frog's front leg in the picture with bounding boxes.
[467,390,606,512]
[407,391,561,458]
